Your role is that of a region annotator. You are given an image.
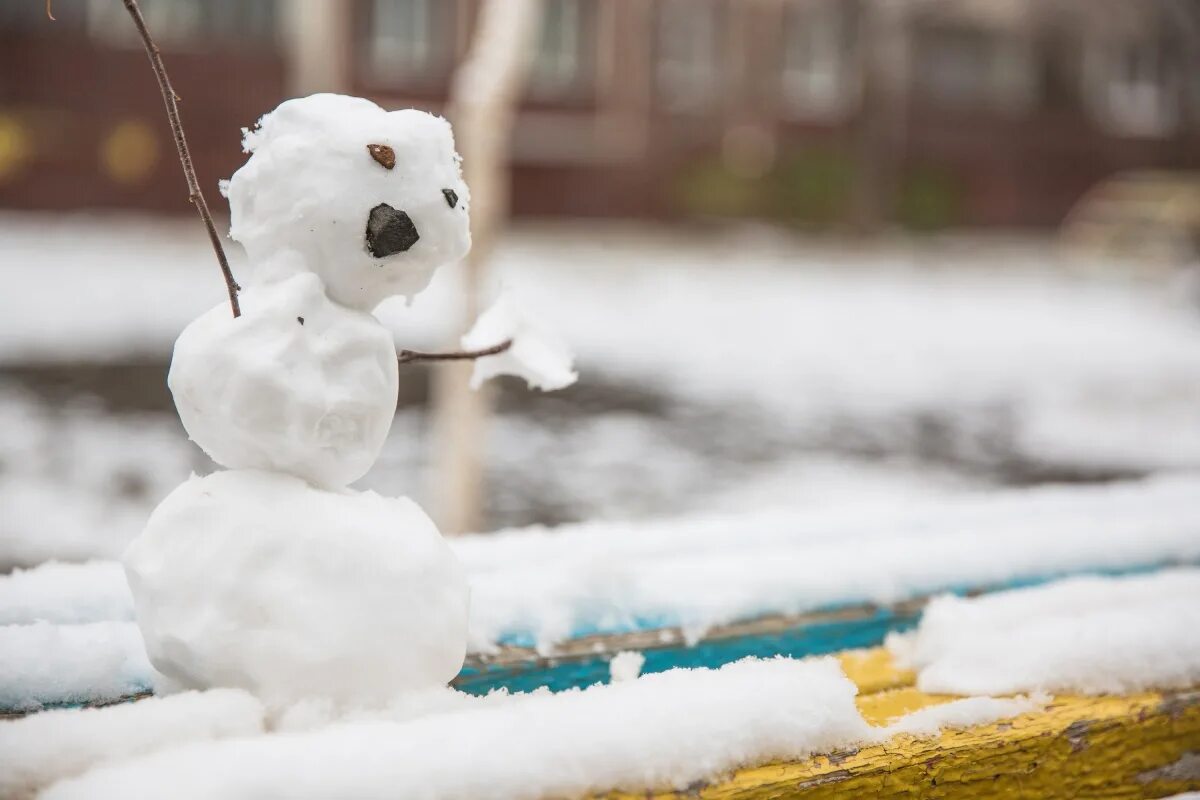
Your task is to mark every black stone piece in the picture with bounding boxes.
[442,188,459,209]
[297,316,305,325]
[365,203,420,257]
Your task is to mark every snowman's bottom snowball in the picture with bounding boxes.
[124,470,469,710]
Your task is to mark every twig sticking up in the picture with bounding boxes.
[46,0,55,21]
[398,339,513,365]
[121,0,241,317]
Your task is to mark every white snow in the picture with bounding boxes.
[227,94,471,310]
[882,694,1047,736]
[169,272,400,488]
[463,292,577,391]
[43,657,872,800]
[608,650,645,682]
[124,469,469,710]
[4,217,1198,476]
[0,561,132,625]
[453,474,1200,649]
[0,688,264,799]
[4,475,1199,677]
[891,569,1200,696]
[0,621,150,711]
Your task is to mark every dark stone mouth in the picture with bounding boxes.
[365,203,419,258]
[443,188,459,209]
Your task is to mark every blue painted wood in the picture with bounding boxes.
[454,606,920,696]
[7,559,1187,713]
[453,560,1188,696]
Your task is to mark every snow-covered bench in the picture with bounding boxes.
[3,475,1200,712]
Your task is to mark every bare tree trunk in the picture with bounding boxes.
[430,0,542,535]
[283,0,351,96]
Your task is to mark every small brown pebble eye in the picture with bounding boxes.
[367,144,395,170]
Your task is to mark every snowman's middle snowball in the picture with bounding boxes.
[169,272,399,489]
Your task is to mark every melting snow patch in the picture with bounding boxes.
[608,650,645,682]
[884,694,1047,737]
[891,568,1200,696]
[0,689,263,798]
[44,657,871,800]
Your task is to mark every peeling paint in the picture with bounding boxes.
[1063,719,1092,753]
[1138,752,1200,785]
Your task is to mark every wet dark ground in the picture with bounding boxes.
[1,358,1146,531]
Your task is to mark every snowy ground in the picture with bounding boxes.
[3,211,1200,561]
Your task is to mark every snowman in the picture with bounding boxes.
[123,94,573,711]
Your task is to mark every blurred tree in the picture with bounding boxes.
[430,0,543,535]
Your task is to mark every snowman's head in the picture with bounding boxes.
[225,94,471,310]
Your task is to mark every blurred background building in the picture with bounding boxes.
[3,0,1199,229]
[2,0,1200,546]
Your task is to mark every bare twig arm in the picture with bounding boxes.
[398,339,513,365]
[121,0,241,317]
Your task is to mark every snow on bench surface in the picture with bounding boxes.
[42,658,874,800]
[454,473,1200,650]
[0,689,264,799]
[0,621,150,711]
[890,568,1200,696]
[2,475,1199,709]
[17,562,1200,800]
[4,474,1199,650]
[0,561,132,626]
[27,650,1169,800]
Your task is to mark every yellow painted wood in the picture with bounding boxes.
[837,647,915,697]
[605,647,1200,799]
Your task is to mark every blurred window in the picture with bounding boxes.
[366,0,450,83]
[656,0,722,114]
[780,0,857,119]
[1082,39,1179,138]
[529,0,590,99]
[87,0,278,49]
[0,2,88,31]
[914,26,1034,113]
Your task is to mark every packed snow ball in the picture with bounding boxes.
[225,94,471,310]
[169,273,399,488]
[124,470,470,710]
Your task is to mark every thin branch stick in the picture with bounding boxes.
[121,0,241,317]
[398,339,513,365]
[46,0,55,21]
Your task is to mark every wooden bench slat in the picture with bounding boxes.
[603,648,1200,799]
